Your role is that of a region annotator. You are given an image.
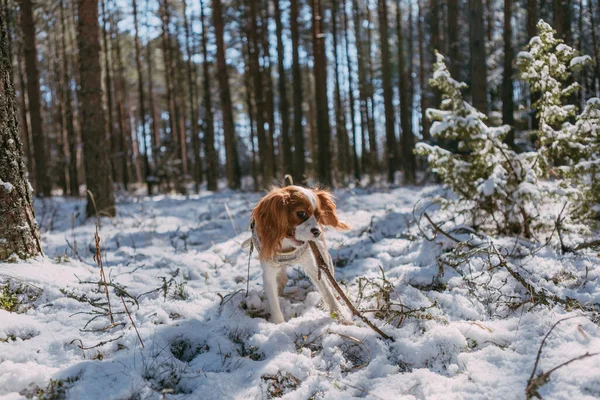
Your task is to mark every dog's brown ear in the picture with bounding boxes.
[251,188,290,260]
[313,189,351,230]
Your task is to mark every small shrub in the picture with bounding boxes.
[261,372,300,398]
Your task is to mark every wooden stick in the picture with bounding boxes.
[308,241,394,341]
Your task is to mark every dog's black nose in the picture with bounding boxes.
[311,228,321,237]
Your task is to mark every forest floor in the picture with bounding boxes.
[1,185,599,399]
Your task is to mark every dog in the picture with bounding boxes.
[249,185,350,323]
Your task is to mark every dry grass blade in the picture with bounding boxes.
[93,224,114,324]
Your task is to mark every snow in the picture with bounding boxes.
[570,55,592,68]
[1,187,600,399]
[0,179,14,193]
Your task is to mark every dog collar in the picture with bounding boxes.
[250,224,309,264]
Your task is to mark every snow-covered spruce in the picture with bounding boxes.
[517,20,591,171]
[416,52,552,238]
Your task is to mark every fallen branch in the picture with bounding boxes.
[308,241,394,341]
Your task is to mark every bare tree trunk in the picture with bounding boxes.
[243,37,259,191]
[352,0,371,173]
[60,0,79,196]
[76,0,115,217]
[332,0,349,184]
[199,0,218,191]
[469,0,488,113]
[145,0,160,165]
[274,0,293,178]
[365,3,378,174]
[15,36,33,181]
[378,0,399,183]
[448,0,460,78]
[52,25,69,195]
[100,0,118,185]
[397,0,416,184]
[248,0,272,187]
[212,0,241,189]
[290,0,305,183]
[590,0,600,92]
[342,0,360,182]
[418,0,430,141]
[182,0,201,192]
[260,4,277,179]
[18,0,51,196]
[527,0,537,39]
[503,0,515,145]
[0,11,42,260]
[311,0,332,186]
[132,0,152,195]
[112,10,130,190]
[160,0,179,175]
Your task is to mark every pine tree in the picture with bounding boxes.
[416,53,547,237]
[517,20,591,170]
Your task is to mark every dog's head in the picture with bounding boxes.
[251,186,350,261]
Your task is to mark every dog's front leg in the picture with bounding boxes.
[301,252,346,320]
[262,261,285,324]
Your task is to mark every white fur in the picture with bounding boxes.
[261,245,346,324]
[292,185,318,208]
[294,216,320,242]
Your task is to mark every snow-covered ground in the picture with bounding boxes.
[1,186,599,399]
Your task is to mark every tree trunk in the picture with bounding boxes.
[352,0,371,173]
[260,4,277,179]
[112,10,130,190]
[332,0,349,183]
[243,37,259,191]
[290,0,305,184]
[448,0,460,78]
[145,0,160,165]
[212,0,241,189]
[248,0,273,187]
[100,0,119,185]
[418,0,430,141]
[589,0,600,92]
[311,0,332,186]
[0,12,42,260]
[182,0,201,192]
[527,0,537,39]
[469,0,488,113]
[60,0,79,196]
[77,0,115,217]
[160,0,178,170]
[365,3,378,174]
[274,0,293,178]
[15,36,33,181]
[503,0,515,145]
[342,0,360,182]
[132,0,152,195]
[378,0,399,183]
[18,0,51,196]
[397,0,416,184]
[199,0,218,191]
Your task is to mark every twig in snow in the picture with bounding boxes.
[121,296,144,349]
[526,315,599,399]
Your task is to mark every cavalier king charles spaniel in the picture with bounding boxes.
[250,185,350,323]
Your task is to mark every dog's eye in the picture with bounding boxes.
[296,211,307,219]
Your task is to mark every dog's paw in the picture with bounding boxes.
[270,314,285,324]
